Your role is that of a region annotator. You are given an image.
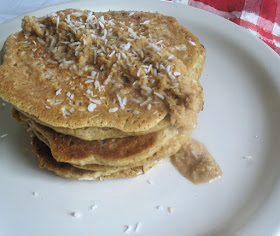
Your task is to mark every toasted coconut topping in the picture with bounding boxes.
[0,9,205,131]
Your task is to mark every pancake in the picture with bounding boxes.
[29,133,157,180]
[28,122,190,176]
[27,121,189,175]
[26,118,185,166]
[0,9,205,132]
[25,118,190,180]
[23,116,190,171]
[72,126,191,171]
[0,9,207,181]
[11,107,170,140]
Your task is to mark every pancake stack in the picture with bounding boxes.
[0,9,205,180]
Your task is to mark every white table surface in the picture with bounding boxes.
[0,0,72,24]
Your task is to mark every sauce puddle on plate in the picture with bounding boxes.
[171,139,222,184]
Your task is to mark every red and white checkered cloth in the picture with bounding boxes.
[170,0,280,56]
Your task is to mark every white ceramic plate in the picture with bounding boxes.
[1,0,280,235]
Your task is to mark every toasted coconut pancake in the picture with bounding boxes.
[0,9,208,181]
[27,119,190,170]
[29,133,156,180]
[0,9,205,132]
[72,127,191,171]
[11,107,170,140]
[26,118,184,166]
[27,120,190,174]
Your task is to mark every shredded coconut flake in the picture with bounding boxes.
[123,97,127,105]
[147,64,153,73]
[243,155,253,160]
[141,20,150,25]
[122,52,128,60]
[89,98,101,105]
[131,98,140,103]
[117,94,125,110]
[86,89,93,96]
[156,205,163,210]
[141,86,152,93]
[134,222,142,233]
[189,41,196,46]
[108,50,115,57]
[52,101,63,105]
[122,42,131,51]
[71,212,81,218]
[46,59,58,64]
[71,42,81,46]
[168,54,174,60]
[168,207,174,213]
[56,16,60,28]
[148,43,160,51]
[94,50,97,64]
[133,110,140,114]
[88,103,97,112]
[55,89,62,95]
[169,73,176,80]
[90,204,98,211]
[109,107,118,112]
[156,40,163,45]
[78,177,95,180]
[124,225,132,233]
[142,57,150,63]
[166,64,171,73]
[94,80,100,90]
[85,80,94,84]
[154,92,164,100]
[99,21,104,29]
[153,68,157,76]
[137,68,141,77]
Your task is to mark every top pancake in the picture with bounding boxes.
[0,9,205,132]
